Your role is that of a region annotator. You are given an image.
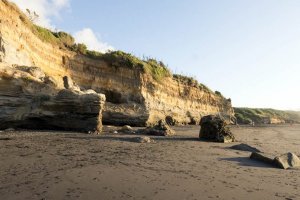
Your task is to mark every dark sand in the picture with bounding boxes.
[1,125,300,200]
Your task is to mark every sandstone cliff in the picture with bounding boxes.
[0,0,234,127]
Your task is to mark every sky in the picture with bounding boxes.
[10,0,300,110]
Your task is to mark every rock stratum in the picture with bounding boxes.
[0,0,234,129]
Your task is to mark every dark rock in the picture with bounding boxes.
[273,152,300,169]
[165,116,176,126]
[140,120,175,136]
[230,143,261,153]
[0,34,5,62]
[135,136,152,143]
[63,76,81,91]
[63,76,73,89]
[199,115,235,143]
[0,137,12,140]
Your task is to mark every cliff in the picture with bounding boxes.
[234,107,300,125]
[0,0,234,127]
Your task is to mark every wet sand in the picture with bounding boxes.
[0,125,300,200]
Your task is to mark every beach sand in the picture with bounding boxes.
[0,125,300,200]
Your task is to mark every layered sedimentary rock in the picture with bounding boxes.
[141,75,234,125]
[0,64,105,132]
[0,0,234,126]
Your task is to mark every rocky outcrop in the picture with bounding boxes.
[0,64,105,132]
[0,0,235,126]
[199,115,235,143]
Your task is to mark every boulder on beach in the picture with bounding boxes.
[250,152,300,169]
[274,152,300,169]
[140,120,175,136]
[135,136,152,143]
[199,115,235,143]
[119,125,135,134]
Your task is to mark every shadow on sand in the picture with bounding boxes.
[219,157,276,169]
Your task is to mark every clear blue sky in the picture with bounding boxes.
[16,0,300,110]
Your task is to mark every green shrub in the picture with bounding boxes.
[71,43,87,54]
[173,74,214,93]
[86,50,103,59]
[199,83,212,93]
[100,51,144,69]
[53,31,75,48]
[215,91,222,96]
[173,74,198,87]
[143,58,171,81]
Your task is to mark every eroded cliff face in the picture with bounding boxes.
[0,64,105,131]
[0,0,234,126]
[141,75,234,125]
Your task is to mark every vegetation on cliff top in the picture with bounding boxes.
[173,74,213,93]
[234,107,300,124]
[76,49,172,81]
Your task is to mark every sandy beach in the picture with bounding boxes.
[1,125,300,200]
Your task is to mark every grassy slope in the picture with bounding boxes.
[234,107,300,124]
